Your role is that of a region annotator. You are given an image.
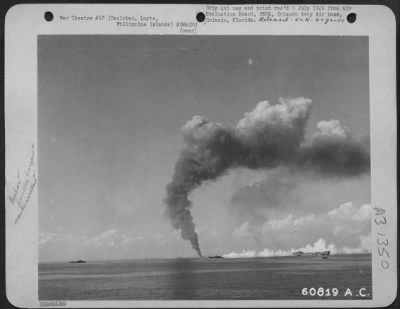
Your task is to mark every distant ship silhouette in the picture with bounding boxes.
[69,259,87,263]
[292,251,330,259]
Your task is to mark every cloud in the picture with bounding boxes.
[90,228,118,247]
[39,231,90,247]
[313,119,350,139]
[328,201,353,217]
[353,204,373,221]
[39,228,145,249]
[235,98,312,158]
[87,229,147,248]
[263,214,293,231]
[233,222,252,238]
[293,214,315,225]
[231,201,371,254]
[39,232,55,245]
[360,234,372,251]
[231,168,370,223]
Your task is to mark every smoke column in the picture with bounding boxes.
[164,98,369,255]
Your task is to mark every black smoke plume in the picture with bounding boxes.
[164,98,369,255]
[295,120,370,175]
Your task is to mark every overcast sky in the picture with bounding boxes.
[38,35,370,262]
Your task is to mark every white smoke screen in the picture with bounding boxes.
[164,98,369,255]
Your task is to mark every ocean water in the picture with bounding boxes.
[39,254,372,300]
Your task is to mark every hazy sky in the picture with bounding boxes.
[39,35,370,262]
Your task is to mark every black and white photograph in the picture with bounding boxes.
[38,34,372,300]
[5,4,397,308]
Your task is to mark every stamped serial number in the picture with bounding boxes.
[301,287,370,297]
[302,287,339,296]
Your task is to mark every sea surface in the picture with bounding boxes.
[39,254,372,300]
